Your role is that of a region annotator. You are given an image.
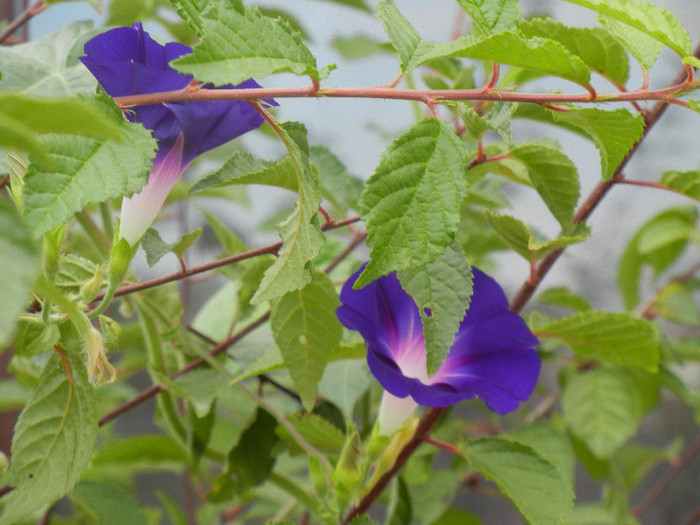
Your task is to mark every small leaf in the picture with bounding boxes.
[549,108,645,181]
[1,353,98,525]
[456,0,521,34]
[0,200,40,347]
[141,228,202,267]
[190,150,278,193]
[654,282,700,325]
[251,122,325,304]
[538,287,592,312]
[357,118,467,286]
[484,212,590,263]
[398,241,474,375]
[465,437,574,525]
[538,311,660,371]
[332,35,393,60]
[23,94,156,237]
[71,482,148,525]
[276,413,346,453]
[270,272,343,411]
[562,0,691,57]
[519,17,629,86]
[375,1,422,72]
[173,2,323,85]
[659,170,700,202]
[562,368,638,458]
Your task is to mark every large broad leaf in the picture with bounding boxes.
[455,0,521,34]
[0,200,40,347]
[23,94,156,237]
[397,241,474,375]
[507,141,580,232]
[251,122,325,304]
[465,437,574,525]
[562,0,691,58]
[484,212,591,263]
[0,21,97,96]
[270,271,342,411]
[356,118,467,287]
[519,17,629,86]
[537,311,660,371]
[562,368,638,458]
[549,108,644,181]
[173,1,324,85]
[0,353,98,525]
[0,95,121,163]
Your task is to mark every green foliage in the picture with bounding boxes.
[658,170,700,201]
[270,271,343,411]
[0,353,97,525]
[357,118,467,286]
[141,227,202,266]
[456,0,521,34]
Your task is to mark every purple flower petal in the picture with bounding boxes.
[337,265,541,413]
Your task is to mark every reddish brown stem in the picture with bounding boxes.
[0,0,45,45]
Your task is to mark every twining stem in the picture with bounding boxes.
[0,0,46,44]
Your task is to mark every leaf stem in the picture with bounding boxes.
[0,0,45,44]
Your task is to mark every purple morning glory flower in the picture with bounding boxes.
[337,265,540,433]
[80,23,274,246]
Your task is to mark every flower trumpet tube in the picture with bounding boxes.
[336,265,540,435]
[80,22,276,247]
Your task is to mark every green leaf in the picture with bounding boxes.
[538,311,660,371]
[0,21,97,96]
[332,35,393,60]
[0,200,40,347]
[173,2,323,85]
[509,422,576,489]
[598,16,662,72]
[357,118,467,286]
[562,368,638,458]
[519,17,629,86]
[310,145,365,214]
[465,437,574,525]
[270,271,343,411]
[386,477,413,525]
[92,434,188,470]
[484,212,590,263]
[508,141,580,232]
[617,206,697,309]
[318,360,373,422]
[276,413,346,453]
[324,0,370,12]
[398,241,474,375]
[374,1,423,72]
[0,353,97,525]
[562,0,691,57]
[654,282,700,325]
[0,95,121,163]
[538,287,592,312]
[455,0,521,34]
[549,108,645,181]
[23,94,157,237]
[251,122,325,304]
[172,368,229,418]
[430,508,483,525]
[457,102,515,142]
[190,150,288,193]
[659,170,700,201]
[71,481,148,525]
[141,228,202,267]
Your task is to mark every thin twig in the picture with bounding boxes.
[0,0,45,45]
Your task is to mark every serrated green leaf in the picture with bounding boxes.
[562,0,691,58]
[457,102,515,142]
[0,353,97,525]
[251,122,325,304]
[169,0,209,34]
[562,368,638,458]
[0,21,97,96]
[598,15,662,72]
[0,200,40,347]
[374,1,423,72]
[310,145,364,214]
[23,95,156,237]
[0,95,121,163]
[617,206,697,309]
[484,212,590,263]
[173,2,322,85]
[509,422,576,489]
[466,437,574,525]
[659,170,700,202]
[270,271,342,411]
[549,108,644,181]
[398,241,473,375]
[357,118,467,286]
[508,141,580,231]
[456,0,521,34]
[190,150,278,193]
[538,287,592,312]
[71,481,148,525]
[141,228,202,267]
[519,17,629,86]
[538,311,660,371]
[276,413,346,453]
[318,360,373,422]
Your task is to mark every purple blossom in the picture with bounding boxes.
[80,23,274,245]
[337,265,540,429]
